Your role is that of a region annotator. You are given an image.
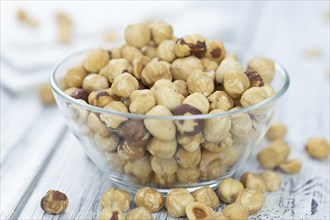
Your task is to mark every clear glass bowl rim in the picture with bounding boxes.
[50,49,290,120]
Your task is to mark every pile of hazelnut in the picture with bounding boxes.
[61,21,277,187]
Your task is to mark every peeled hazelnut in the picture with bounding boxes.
[129,89,156,114]
[83,48,109,72]
[142,45,157,59]
[205,40,226,63]
[218,178,244,204]
[235,188,265,214]
[38,83,55,105]
[124,154,153,179]
[120,45,143,63]
[173,104,203,136]
[64,66,87,88]
[124,22,150,48]
[230,113,252,137]
[88,89,118,107]
[240,87,268,107]
[150,20,173,45]
[199,149,226,172]
[155,87,184,111]
[306,137,330,159]
[156,40,176,62]
[40,190,68,215]
[111,73,139,98]
[132,55,151,79]
[207,91,234,111]
[248,57,275,83]
[183,93,209,114]
[94,133,120,152]
[240,172,266,192]
[279,158,302,174]
[203,109,231,143]
[99,207,125,220]
[100,58,132,83]
[65,88,89,102]
[174,34,207,58]
[177,132,204,152]
[109,47,122,59]
[134,187,164,212]
[223,146,241,167]
[265,122,287,140]
[151,79,176,91]
[223,203,249,220]
[207,212,228,220]
[201,133,233,153]
[173,80,189,97]
[175,147,201,168]
[101,188,131,211]
[118,119,151,148]
[87,112,110,137]
[118,140,145,161]
[100,101,128,129]
[176,166,201,184]
[171,56,203,81]
[126,207,153,220]
[150,155,177,176]
[187,70,214,96]
[152,173,177,187]
[82,74,109,93]
[186,202,213,220]
[144,105,176,141]
[200,160,227,181]
[262,83,276,98]
[245,68,264,87]
[141,59,172,87]
[148,137,177,159]
[259,171,281,192]
[104,152,125,173]
[257,139,290,169]
[192,187,220,209]
[201,58,219,72]
[215,56,244,85]
[165,188,195,217]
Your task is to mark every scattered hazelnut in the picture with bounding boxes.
[165,188,195,217]
[218,178,244,204]
[201,133,233,153]
[40,190,68,215]
[171,56,203,81]
[205,40,226,63]
[279,158,302,174]
[175,147,201,168]
[203,109,231,143]
[141,59,172,87]
[134,187,164,212]
[192,187,220,209]
[248,57,275,83]
[240,172,266,192]
[100,58,132,83]
[245,68,264,87]
[99,207,126,220]
[173,79,189,97]
[183,93,210,114]
[126,207,153,220]
[235,188,265,214]
[155,87,184,111]
[132,55,151,79]
[82,74,109,93]
[124,22,151,48]
[129,89,156,114]
[240,87,268,107]
[150,155,177,176]
[223,203,249,220]
[177,132,204,152]
[174,34,207,58]
[83,48,109,72]
[156,40,176,62]
[259,171,281,192]
[64,66,87,88]
[257,139,290,169]
[124,154,153,179]
[100,101,128,129]
[265,122,287,141]
[176,165,201,184]
[306,137,330,159]
[88,89,118,107]
[207,91,234,111]
[187,70,214,96]
[38,83,55,105]
[111,72,139,98]
[101,188,131,211]
[150,20,173,45]
[147,137,177,159]
[173,104,203,136]
[185,202,213,220]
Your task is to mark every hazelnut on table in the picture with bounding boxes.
[235,188,265,214]
[223,203,249,220]
[305,137,330,159]
[165,188,195,217]
[218,178,244,204]
[101,188,131,212]
[40,190,68,215]
[126,207,153,220]
[185,202,213,220]
[99,207,125,220]
[192,186,220,209]
[134,187,164,212]
[265,122,287,140]
[38,83,55,105]
[240,172,266,192]
[259,171,282,192]
[257,139,290,169]
[279,158,302,174]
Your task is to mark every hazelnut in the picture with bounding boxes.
[118,140,145,161]
[118,119,151,148]
[101,188,131,211]
[152,173,177,187]
[173,79,189,97]
[279,158,302,174]
[120,45,143,62]
[245,68,264,87]
[165,188,195,217]
[223,146,241,167]
[94,133,120,152]
[185,202,213,220]
[171,56,203,81]
[82,74,109,93]
[100,58,132,83]
[223,203,249,220]
[111,72,139,98]
[88,89,118,107]
[156,40,176,62]
[215,56,243,85]
[141,59,172,87]
[83,48,109,72]
[124,22,150,48]
[149,20,173,45]
[150,155,177,176]
[99,208,125,220]
[265,122,287,140]
[205,40,226,63]
[176,166,201,184]
[38,83,55,105]
[151,79,175,91]
[257,139,290,169]
[155,87,184,111]
[65,88,89,102]
[100,101,128,129]
[177,132,204,152]
[218,178,244,204]
[199,149,226,172]
[40,190,68,215]
[222,64,250,98]
[142,45,157,59]
[126,207,153,220]
[109,47,122,59]
[124,154,153,179]
[132,55,151,79]
[235,188,265,214]
[104,152,125,173]
[306,137,330,159]
[183,93,210,114]
[230,113,252,138]
[207,91,234,111]
[134,187,164,212]
[248,57,275,83]
[129,89,156,114]
[144,105,176,141]
[175,147,201,168]
[64,66,87,88]
[173,104,203,137]
[203,109,231,143]
[147,137,177,159]
[207,212,228,220]
[174,34,207,58]
[192,187,220,209]
[240,87,268,107]
[259,171,281,192]
[201,133,233,153]
[200,160,227,181]
[187,70,214,96]
[87,112,110,137]
[262,83,276,98]
[201,58,219,72]
[240,172,266,192]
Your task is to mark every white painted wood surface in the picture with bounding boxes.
[1,1,329,219]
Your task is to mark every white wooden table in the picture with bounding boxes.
[1,2,329,219]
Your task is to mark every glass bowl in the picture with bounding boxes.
[50,48,289,193]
